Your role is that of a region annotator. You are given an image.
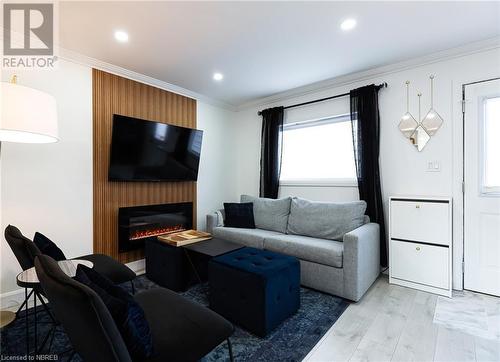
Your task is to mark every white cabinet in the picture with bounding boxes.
[389,196,452,297]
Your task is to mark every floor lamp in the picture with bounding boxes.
[0,75,58,327]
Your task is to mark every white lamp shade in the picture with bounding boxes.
[1,82,58,143]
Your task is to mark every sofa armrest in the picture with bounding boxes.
[342,222,380,302]
[206,210,224,234]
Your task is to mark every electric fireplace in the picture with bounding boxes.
[118,202,193,252]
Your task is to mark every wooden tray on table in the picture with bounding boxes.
[157,229,212,247]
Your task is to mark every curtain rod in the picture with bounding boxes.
[258,82,387,116]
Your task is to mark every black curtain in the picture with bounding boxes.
[259,106,284,198]
[350,84,387,267]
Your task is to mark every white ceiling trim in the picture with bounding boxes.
[17,36,498,113]
[59,47,238,112]
[237,36,500,112]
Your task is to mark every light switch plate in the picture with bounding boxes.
[426,161,440,172]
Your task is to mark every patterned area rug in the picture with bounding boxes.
[1,275,349,361]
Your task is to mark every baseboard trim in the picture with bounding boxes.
[0,258,146,311]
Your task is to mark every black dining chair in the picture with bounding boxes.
[5,225,137,293]
[35,254,235,362]
[4,225,52,318]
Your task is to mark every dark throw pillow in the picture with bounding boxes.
[33,232,66,261]
[223,202,256,229]
[75,265,153,359]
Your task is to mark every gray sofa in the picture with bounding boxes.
[206,195,380,302]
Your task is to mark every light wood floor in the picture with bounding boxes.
[303,276,500,362]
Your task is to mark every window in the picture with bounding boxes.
[482,96,500,194]
[280,115,357,185]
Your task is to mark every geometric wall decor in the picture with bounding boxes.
[399,75,444,152]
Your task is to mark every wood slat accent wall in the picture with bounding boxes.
[92,69,197,263]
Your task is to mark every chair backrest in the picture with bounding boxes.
[4,225,41,271]
[35,255,132,362]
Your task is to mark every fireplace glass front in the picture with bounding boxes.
[118,202,193,252]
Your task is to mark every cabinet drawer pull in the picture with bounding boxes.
[416,246,421,251]
[415,205,420,209]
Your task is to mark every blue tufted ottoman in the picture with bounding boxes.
[208,247,300,337]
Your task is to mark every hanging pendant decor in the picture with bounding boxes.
[398,75,443,152]
[421,75,444,136]
[398,81,418,138]
[409,93,430,152]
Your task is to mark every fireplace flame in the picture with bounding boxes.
[130,225,185,240]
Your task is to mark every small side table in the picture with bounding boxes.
[0,310,16,328]
[16,259,93,358]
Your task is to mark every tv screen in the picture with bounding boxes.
[108,115,203,181]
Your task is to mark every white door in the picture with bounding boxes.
[464,78,500,296]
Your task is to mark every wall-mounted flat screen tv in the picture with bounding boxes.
[108,115,203,182]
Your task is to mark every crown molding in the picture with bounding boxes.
[4,32,498,113]
[58,47,238,112]
[237,36,500,111]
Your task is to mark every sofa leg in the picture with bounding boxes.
[227,338,234,362]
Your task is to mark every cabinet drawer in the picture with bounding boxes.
[391,200,449,245]
[391,240,449,289]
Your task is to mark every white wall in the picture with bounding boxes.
[1,60,93,298]
[196,102,239,230]
[0,60,239,305]
[233,47,500,290]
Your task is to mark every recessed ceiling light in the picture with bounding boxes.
[340,18,357,31]
[114,30,129,43]
[213,72,224,81]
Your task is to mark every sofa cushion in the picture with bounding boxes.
[240,195,291,233]
[223,202,255,228]
[212,227,282,249]
[287,198,367,240]
[263,234,344,268]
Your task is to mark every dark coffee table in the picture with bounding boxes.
[145,237,243,292]
[183,238,244,285]
[183,238,243,257]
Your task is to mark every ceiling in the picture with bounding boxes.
[59,1,500,107]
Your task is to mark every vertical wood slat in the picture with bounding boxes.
[92,69,197,263]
